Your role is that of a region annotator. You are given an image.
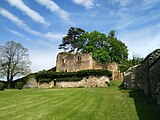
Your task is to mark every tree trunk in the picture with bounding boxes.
[7,76,13,89]
[7,71,10,88]
[7,80,11,89]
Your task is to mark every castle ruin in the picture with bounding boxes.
[56,52,123,81]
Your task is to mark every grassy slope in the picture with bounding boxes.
[0,86,159,120]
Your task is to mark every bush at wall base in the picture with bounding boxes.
[0,82,4,91]
[16,82,23,90]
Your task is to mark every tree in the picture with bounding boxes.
[80,30,128,64]
[81,31,111,64]
[119,54,144,72]
[59,28,128,64]
[107,30,128,64]
[131,54,144,66]
[0,41,31,88]
[59,27,85,53]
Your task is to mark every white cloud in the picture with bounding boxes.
[37,40,55,48]
[0,7,66,42]
[6,28,25,37]
[112,1,160,31]
[0,7,41,36]
[35,0,70,22]
[107,0,129,7]
[6,0,49,26]
[44,32,64,40]
[119,0,129,7]
[72,0,94,9]
[119,24,160,58]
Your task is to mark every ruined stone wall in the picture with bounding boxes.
[38,76,110,88]
[92,61,103,69]
[56,52,93,72]
[123,49,160,105]
[140,49,160,95]
[149,56,160,104]
[123,65,139,89]
[23,77,38,88]
[56,52,122,81]
[106,62,123,81]
[92,60,123,81]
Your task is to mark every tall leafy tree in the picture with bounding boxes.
[81,30,128,64]
[81,31,111,64]
[59,27,128,64]
[107,30,128,64]
[0,41,31,88]
[59,27,85,53]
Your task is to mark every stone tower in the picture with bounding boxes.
[56,52,93,72]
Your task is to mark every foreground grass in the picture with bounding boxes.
[0,86,159,120]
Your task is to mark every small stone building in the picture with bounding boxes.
[56,52,123,81]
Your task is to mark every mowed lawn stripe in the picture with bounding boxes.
[0,91,69,111]
[0,89,78,120]
[0,87,160,120]
[40,89,90,120]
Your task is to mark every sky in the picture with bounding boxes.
[0,0,160,73]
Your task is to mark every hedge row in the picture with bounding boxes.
[35,69,112,82]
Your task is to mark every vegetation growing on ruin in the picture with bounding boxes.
[35,69,112,82]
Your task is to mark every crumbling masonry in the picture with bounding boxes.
[56,52,123,81]
[123,49,160,105]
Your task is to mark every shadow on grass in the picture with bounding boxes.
[128,90,160,120]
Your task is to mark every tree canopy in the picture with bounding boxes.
[59,27,85,53]
[0,41,31,88]
[59,27,128,64]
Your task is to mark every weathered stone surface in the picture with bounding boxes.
[38,75,110,88]
[56,52,122,81]
[123,65,141,89]
[56,75,110,88]
[56,52,93,72]
[23,77,38,88]
[149,55,160,105]
[38,81,54,88]
[123,49,160,105]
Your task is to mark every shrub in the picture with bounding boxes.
[16,82,23,90]
[0,82,4,91]
[35,69,112,82]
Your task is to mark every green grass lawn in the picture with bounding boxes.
[0,85,160,120]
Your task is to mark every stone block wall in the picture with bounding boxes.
[26,75,110,88]
[123,49,160,105]
[56,52,93,72]
[149,56,160,104]
[56,76,110,88]
[123,65,141,89]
